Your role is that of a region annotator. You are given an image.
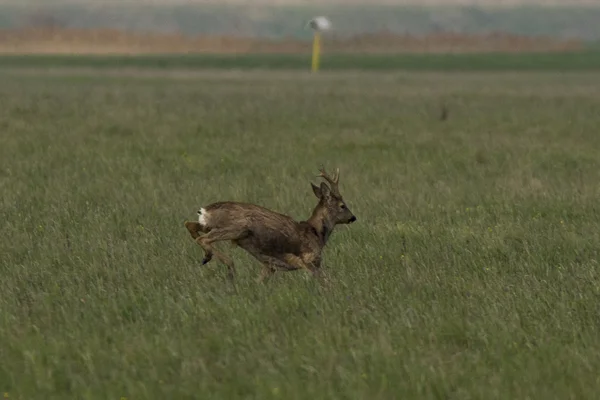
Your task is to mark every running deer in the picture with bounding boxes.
[184,166,357,284]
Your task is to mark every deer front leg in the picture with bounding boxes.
[233,242,293,283]
[283,254,329,285]
[283,254,317,274]
[256,265,276,284]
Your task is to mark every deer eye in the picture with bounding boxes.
[340,204,346,210]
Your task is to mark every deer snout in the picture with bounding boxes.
[349,216,357,223]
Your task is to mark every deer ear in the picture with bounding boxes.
[319,182,331,199]
[311,183,322,199]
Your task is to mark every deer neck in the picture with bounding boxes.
[307,205,335,245]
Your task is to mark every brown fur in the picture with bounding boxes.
[184,167,356,284]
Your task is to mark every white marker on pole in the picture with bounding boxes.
[305,16,331,72]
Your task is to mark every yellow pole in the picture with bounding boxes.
[311,31,321,72]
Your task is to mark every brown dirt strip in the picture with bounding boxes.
[0,28,583,55]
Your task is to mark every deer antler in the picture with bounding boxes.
[317,165,340,196]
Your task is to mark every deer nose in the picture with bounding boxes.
[349,216,357,223]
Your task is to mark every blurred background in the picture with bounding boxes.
[1,0,599,54]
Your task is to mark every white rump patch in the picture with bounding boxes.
[198,208,207,226]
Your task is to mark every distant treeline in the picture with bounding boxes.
[2,4,600,41]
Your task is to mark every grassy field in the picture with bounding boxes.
[2,67,600,399]
[3,51,600,71]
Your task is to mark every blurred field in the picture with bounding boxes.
[7,1,600,5]
[1,67,600,399]
[4,3,600,41]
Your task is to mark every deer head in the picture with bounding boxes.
[311,166,357,226]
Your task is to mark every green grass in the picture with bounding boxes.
[2,68,600,399]
[4,51,600,72]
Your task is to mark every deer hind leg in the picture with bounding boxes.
[196,228,248,282]
[184,221,208,240]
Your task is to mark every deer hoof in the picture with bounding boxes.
[201,257,211,265]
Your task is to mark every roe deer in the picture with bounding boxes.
[184,166,357,284]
